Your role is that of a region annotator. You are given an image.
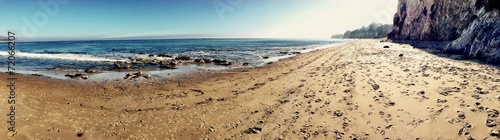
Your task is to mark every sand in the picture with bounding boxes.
[1,40,499,139]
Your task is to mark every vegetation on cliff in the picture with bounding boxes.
[331,23,392,39]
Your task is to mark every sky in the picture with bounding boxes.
[0,0,397,41]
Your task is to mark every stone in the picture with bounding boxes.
[175,55,191,60]
[114,62,131,69]
[194,58,205,63]
[157,53,172,58]
[84,68,97,73]
[383,46,390,48]
[143,74,152,79]
[134,71,143,76]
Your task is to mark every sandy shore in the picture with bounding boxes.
[1,40,499,139]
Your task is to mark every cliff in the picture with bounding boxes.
[389,0,500,63]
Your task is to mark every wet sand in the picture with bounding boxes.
[1,40,499,139]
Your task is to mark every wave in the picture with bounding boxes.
[0,51,126,62]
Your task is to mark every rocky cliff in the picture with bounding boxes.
[389,0,500,63]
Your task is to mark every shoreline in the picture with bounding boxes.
[1,39,500,139]
[3,41,350,81]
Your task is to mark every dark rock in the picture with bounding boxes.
[213,59,233,66]
[262,56,269,59]
[175,55,191,60]
[30,74,44,77]
[292,52,301,54]
[124,73,132,79]
[81,75,89,79]
[65,74,79,78]
[194,58,205,63]
[162,64,176,69]
[202,58,212,63]
[157,53,172,58]
[242,62,250,66]
[114,62,131,69]
[65,74,88,79]
[133,71,143,76]
[139,52,147,55]
[383,46,390,48]
[84,68,97,73]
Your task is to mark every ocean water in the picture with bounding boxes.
[0,38,350,79]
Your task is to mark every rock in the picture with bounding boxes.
[143,74,152,79]
[202,58,212,63]
[262,56,269,59]
[30,74,44,77]
[65,74,88,79]
[194,58,205,63]
[139,52,147,55]
[383,46,390,48]
[162,64,176,69]
[175,55,191,60]
[84,68,97,73]
[292,52,301,54]
[114,62,131,69]
[81,75,89,79]
[242,62,250,66]
[213,59,233,66]
[134,71,143,76]
[148,59,161,65]
[399,54,404,57]
[124,73,132,79]
[389,0,500,64]
[158,53,172,58]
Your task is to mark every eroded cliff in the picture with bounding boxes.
[389,0,499,63]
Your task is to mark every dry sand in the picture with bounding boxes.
[1,40,500,139]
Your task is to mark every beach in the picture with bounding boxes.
[1,40,500,139]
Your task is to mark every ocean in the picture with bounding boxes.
[0,38,351,80]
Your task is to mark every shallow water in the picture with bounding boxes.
[0,38,352,80]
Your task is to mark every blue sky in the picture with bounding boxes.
[0,0,397,41]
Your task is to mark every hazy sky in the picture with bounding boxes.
[0,0,397,40]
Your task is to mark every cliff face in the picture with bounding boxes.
[389,0,500,63]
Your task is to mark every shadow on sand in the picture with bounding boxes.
[389,40,500,68]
